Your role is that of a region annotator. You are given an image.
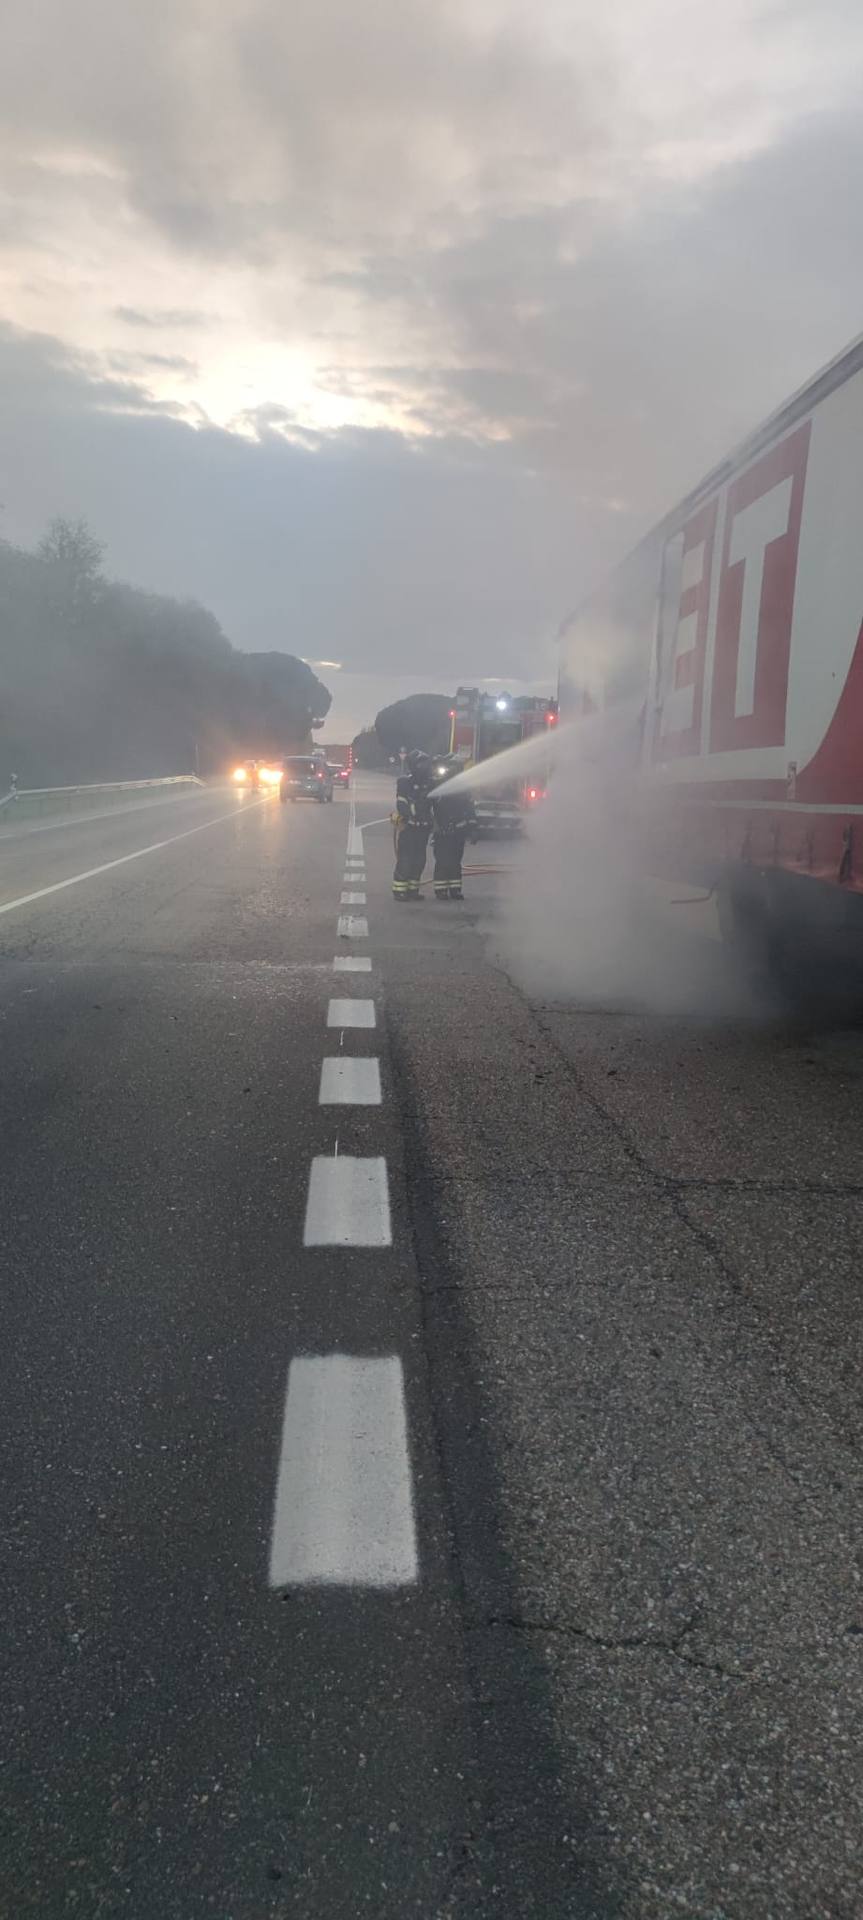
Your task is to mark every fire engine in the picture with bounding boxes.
[447,688,558,835]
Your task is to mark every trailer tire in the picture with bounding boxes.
[718,883,793,994]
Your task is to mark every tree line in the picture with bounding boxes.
[0,518,330,786]
[352,692,452,767]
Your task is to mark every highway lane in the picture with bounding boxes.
[1,771,862,1917]
[0,785,323,960]
[0,785,248,903]
[0,783,490,1918]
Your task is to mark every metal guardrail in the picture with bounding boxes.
[8,776,203,798]
[0,775,204,821]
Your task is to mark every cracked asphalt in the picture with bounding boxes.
[1,774,861,1918]
[378,804,863,1919]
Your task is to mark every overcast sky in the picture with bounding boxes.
[1,0,862,738]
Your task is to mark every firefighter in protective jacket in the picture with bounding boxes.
[430,758,476,899]
[392,751,434,899]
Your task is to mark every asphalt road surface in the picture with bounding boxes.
[1,774,861,1919]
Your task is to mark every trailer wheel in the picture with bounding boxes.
[718,884,790,993]
[719,886,765,961]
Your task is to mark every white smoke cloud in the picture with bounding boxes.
[470,713,762,1016]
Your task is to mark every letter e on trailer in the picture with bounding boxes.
[653,498,718,760]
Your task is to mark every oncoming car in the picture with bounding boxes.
[232,759,281,792]
[280,756,335,803]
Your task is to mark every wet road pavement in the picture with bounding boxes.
[1,775,861,1917]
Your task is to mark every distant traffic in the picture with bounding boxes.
[231,747,353,803]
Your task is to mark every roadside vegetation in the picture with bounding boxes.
[0,518,330,785]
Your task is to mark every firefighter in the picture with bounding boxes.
[430,758,476,900]
[392,750,434,900]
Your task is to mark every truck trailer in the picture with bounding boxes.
[558,332,863,979]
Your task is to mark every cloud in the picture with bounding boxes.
[1,0,862,693]
[0,322,192,418]
[106,350,199,379]
[0,0,612,268]
[113,306,213,330]
[0,323,574,687]
[4,0,859,283]
[360,103,863,517]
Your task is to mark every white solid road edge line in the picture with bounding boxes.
[319,1057,382,1105]
[303,1155,391,1246]
[0,799,268,919]
[268,1355,418,1588]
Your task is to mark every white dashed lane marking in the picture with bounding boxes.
[319,1057,382,1105]
[327,997,376,1028]
[268,795,414,1593]
[268,1355,417,1589]
[303,1155,392,1246]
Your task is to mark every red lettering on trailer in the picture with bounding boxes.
[654,498,718,761]
[709,422,810,753]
